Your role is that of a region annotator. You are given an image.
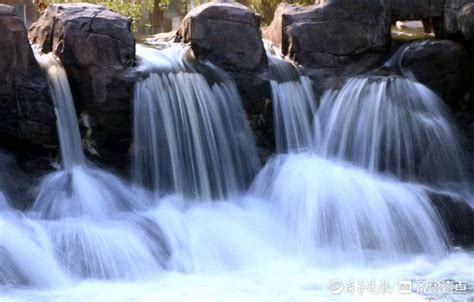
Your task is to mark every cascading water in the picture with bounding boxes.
[0,209,70,287]
[265,42,317,153]
[1,42,473,301]
[34,52,85,169]
[250,47,467,268]
[250,153,449,264]
[133,44,260,199]
[31,49,149,220]
[19,48,167,281]
[314,76,470,189]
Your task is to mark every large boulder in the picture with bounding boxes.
[175,2,272,160]
[0,4,56,157]
[396,39,473,111]
[429,191,474,248]
[28,3,135,170]
[384,0,444,21]
[441,0,474,51]
[175,2,267,72]
[263,0,391,69]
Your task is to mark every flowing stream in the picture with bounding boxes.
[133,44,261,200]
[0,44,473,301]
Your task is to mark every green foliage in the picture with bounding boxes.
[45,0,170,30]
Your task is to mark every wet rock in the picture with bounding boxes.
[230,72,274,161]
[263,0,391,69]
[0,4,57,158]
[175,2,271,159]
[429,191,474,248]
[396,39,473,111]
[0,149,35,210]
[28,3,136,171]
[176,2,267,72]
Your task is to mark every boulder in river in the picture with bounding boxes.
[29,3,136,171]
[263,0,391,69]
[397,39,473,111]
[0,4,57,158]
[176,2,267,72]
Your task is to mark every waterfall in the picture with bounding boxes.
[133,44,261,200]
[1,41,472,301]
[12,49,167,282]
[250,153,450,263]
[314,76,469,188]
[250,48,463,263]
[265,42,317,153]
[31,48,150,220]
[34,50,85,170]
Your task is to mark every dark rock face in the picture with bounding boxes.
[263,0,391,69]
[455,112,474,178]
[229,72,274,161]
[0,4,57,157]
[0,149,35,210]
[384,0,444,21]
[430,0,474,52]
[176,2,267,72]
[396,39,473,111]
[429,191,474,248]
[28,3,135,171]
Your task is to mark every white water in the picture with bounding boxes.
[315,76,469,189]
[34,50,85,170]
[2,196,473,301]
[133,44,260,199]
[265,42,317,153]
[251,153,449,263]
[0,210,69,287]
[0,44,472,301]
[31,48,150,220]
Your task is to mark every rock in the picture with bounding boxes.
[175,2,267,72]
[438,0,474,51]
[230,72,274,161]
[455,112,474,177]
[28,3,135,171]
[0,149,35,210]
[263,0,391,69]
[396,39,473,110]
[384,0,444,21]
[429,191,474,248]
[458,2,474,50]
[0,4,57,157]
[175,2,272,159]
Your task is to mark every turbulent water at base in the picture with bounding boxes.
[133,44,260,199]
[1,45,473,301]
[265,42,317,153]
[251,153,449,263]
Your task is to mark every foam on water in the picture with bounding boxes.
[251,153,450,263]
[30,167,151,220]
[0,211,69,287]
